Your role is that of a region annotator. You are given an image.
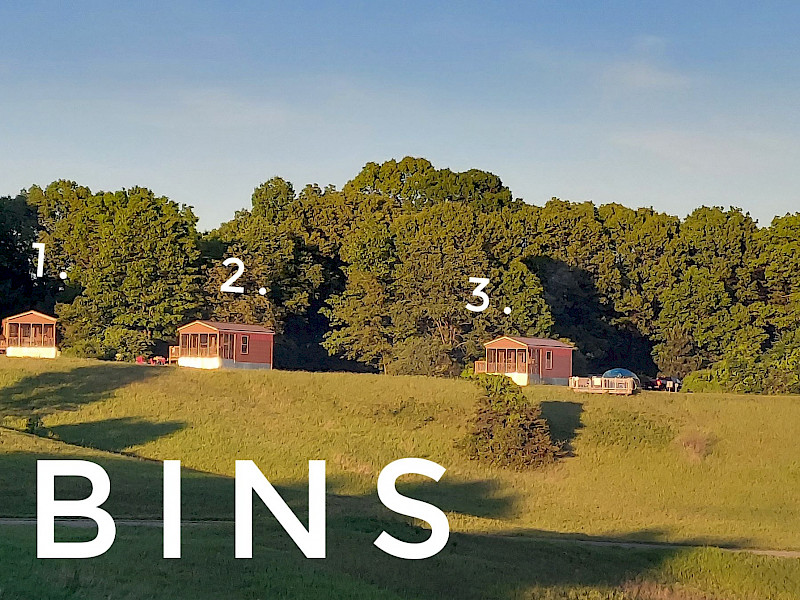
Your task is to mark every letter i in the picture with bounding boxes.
[164,460,181,558]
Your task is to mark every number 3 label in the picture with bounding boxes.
[466,277,490,312]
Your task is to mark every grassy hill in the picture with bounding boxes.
[1,357,799,599]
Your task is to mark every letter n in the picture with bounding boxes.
[234,460,325,559]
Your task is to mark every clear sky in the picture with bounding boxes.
[1,1,798,229]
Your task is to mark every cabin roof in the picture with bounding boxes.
[1,310,58,324]
[484,335,575,350]
[178,320,274,335]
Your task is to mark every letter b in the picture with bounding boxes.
[37,460,116,559]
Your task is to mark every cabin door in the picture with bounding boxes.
[529,349,539,376]
[496,349,506,372]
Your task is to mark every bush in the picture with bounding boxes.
[61,338,115,360]
[387,336,459,377]
[460,374,563,469]
[682,369,726,393]
[683,335,800,395]
[102,326,154,362]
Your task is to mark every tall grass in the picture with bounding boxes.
[2,358,800,598]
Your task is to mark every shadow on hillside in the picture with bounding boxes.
[401,478,519,520]
[540,401,583,454]
[0,363,164,417]
[0,446,757,598]
[48,417,186,453]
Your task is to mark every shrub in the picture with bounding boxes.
[682,369,726,393]
[0,415,50,437]
[460,374,563,469]
[388,336,459,377]
[61,337,115,360]
[102,327,154,362]
[683,335,800,395]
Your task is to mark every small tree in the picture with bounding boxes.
[461,375,562,469]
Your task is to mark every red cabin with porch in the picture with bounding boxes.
[474,336,574,386]
[0,310,59,359]
[170,320,274,370]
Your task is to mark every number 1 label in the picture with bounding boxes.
[32,243,45,278]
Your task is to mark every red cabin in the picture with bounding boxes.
[474,336,574,386]
[170,320,274,370]
[0,310,59,359]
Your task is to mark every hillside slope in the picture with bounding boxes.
[2,357,800,551]
[2,358,800,599]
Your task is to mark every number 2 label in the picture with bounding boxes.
[221,257,245,294]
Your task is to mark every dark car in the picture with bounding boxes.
[641,377,658,391]
[651,376,682,392]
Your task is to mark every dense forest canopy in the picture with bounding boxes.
[2,157,799,393]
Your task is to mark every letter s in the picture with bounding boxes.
[374,458,449,560]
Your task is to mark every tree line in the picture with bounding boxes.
[1,157,798,393]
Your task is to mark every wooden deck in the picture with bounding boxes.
[569,376,638,395]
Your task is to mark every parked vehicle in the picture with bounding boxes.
[652,376,682,392]
[641,377,658,391]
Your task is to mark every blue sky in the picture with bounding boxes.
[1,1,799,229]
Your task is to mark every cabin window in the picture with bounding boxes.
[241,335,249,355]
[487,348,497,363]
[545,350,553,370]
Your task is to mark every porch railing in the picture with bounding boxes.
[569,376,637,395]
[171,346,220,359]
[474,360,536,375]
[2,336,56,348]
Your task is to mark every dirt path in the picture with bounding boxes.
[3,518,800,559]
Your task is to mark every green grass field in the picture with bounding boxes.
[1,357,799,599]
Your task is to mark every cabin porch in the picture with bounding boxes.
[474,347,541,386]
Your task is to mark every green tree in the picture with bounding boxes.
[344,156,516,211]
[28,183,203,357]
[0,193,42,316]
[251,177,295,220]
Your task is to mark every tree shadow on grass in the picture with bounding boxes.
[0,363,165,417]
[398,478,520,520]
[540,400,584,454]
[47,417,186,453]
